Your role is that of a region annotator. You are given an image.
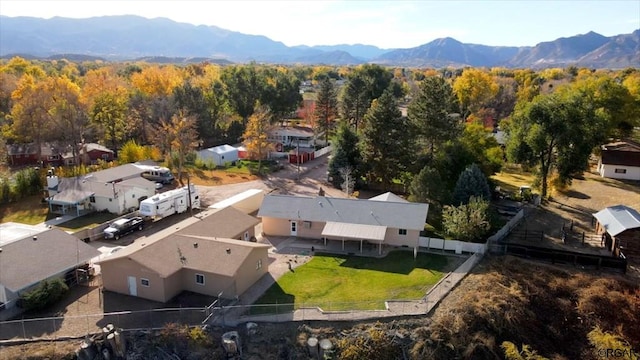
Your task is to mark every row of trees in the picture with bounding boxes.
[2,57,638,212]
[326,67,638,239]
[0,58,306,168]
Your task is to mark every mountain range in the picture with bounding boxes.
[0,15,638,68]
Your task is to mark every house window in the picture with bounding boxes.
[398,229,407,236]
[614,168,627,174]
[256,259,262,270]
[102,154,110,160]
[89,196,96,203]
[195,273,205,285]
[140,278,150,287]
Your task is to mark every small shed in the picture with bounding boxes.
[197,144,239,167]
[593,205,640,260]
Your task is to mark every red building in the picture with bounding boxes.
[6,143,63,167]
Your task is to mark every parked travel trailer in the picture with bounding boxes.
[139,185,200,219]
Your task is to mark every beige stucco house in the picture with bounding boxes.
[97,206,268,302]
[257,192,429,254]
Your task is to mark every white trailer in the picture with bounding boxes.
[139,185,200,219]
[208,189,265,214]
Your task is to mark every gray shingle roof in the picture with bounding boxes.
[177,206,260,239]
[593,205,640,236]
[97,206,267,277]
[81,163,148,183]
[124,235,269,277]
[257,195,428,230]
[0,229,101,291]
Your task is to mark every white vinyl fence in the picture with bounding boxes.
[418,237,487,254]
[418,208,525,255]
[487,208,524,243]
[314,145,332,158]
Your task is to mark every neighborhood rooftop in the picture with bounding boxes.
[98,206,266,275]
[177,206,260,239]
[80,163,150,183]
[105,234,269,278]
[257,194,428,230]
[0,229,100,291]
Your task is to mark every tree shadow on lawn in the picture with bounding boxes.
[562,190,590,200]
[250,282,295,315]
[337,251,449,275]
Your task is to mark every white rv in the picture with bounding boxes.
[135,165,175,184]
[139,185,200,219]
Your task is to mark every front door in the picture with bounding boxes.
[128,276,137,296]
[290,221,298,236]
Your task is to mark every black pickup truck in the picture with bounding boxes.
[103,217,145,240]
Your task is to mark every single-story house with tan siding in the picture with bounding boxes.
[257,193,428,254]
[97,206,268,302]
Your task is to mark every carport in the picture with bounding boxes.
[321,222,387,255]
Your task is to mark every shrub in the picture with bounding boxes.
[0,177,11,203]
[20,278,69,311]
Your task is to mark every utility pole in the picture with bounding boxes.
[187,173,193,217]
[296,137,300,181]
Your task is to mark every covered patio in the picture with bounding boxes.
[48,189,94,216]
[321,222,387,255]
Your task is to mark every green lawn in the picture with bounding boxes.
[223,161,252,175]
[0,195,53,225]
[252,251,448,313]
[55,212,118,231]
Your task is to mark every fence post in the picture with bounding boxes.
[22,319,26,340]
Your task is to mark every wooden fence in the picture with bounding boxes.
[502,243,627,273]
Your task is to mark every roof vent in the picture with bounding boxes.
[193,243,198,248]
[33,236,38,241]
[226,248,231,254]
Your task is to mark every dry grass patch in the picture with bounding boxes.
[415,256,640,359]
[490,164,536,194]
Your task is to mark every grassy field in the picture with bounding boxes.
[253,251,449,313]
[55,212,118,231]
[490,164,536,194]
[0,195,52,225]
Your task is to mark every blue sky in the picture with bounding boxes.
[1,0,638,49]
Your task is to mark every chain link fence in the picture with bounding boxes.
[0,307,206,342]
